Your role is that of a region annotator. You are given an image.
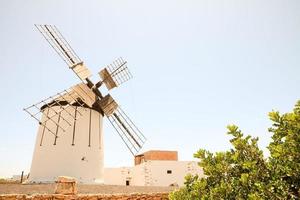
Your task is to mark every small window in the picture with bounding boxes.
[167,170,172,174]
[126,180,130,186]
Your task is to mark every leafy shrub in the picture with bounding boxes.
[170,100,300,200]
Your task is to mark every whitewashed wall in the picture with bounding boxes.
[28,106,104,184]
[104,161,203,186]
[103,167,132,185]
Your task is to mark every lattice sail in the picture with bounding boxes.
[107,107,146,155]
[35,24,91,81]
[99,57,132,90]
[23,83,96,137]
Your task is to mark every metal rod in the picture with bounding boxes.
[20,171,24,183]
[54,93,78,120]
[40,100,71,127]
[119,107,146,141]
[34,103,66,132]
[54,113,61,145]
[44,25,76,65]
[53,25,81,62]
[72,107,77,146]
[109,116,135,152]
[48,94,77,121]
[115,109,144,145]
[23,108,56,136]
[40,108,50,146]
[108,117,135,155]
[35,25,71,67]
[113,112,141,149]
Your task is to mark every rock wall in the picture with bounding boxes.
[0,193,169,200]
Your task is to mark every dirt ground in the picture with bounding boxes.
[0,183,176,195]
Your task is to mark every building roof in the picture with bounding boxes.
[134,150,178,165]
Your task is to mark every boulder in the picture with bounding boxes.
[55,176,77,195]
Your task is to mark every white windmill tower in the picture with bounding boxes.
[24,24,146,184]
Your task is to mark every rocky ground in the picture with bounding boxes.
[0,183,176,195]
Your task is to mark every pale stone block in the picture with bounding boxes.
[55,176,77,195]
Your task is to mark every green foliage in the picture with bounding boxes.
[267,100,300,199]
[170,100,300,200]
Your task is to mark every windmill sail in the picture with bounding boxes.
[23,83,97,137]
[35,24,91,81]
[98,94,118,116]
[107,107,146,155]
[98,57,132,90]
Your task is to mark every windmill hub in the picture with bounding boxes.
[24,24,146,183]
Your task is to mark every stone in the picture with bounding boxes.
[55,176,77,195]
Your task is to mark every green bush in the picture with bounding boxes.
[170,100,300,200]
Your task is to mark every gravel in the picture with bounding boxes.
[0,183,177,195]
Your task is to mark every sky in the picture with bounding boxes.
[0,0,299,178]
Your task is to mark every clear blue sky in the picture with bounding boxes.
[0,0,299,178]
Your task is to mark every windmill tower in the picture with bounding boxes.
[24,25,146,184]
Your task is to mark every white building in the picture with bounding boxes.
[104,150,203,186]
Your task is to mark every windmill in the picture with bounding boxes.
[24,24,146,183]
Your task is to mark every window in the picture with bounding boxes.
[167,170,172,174]
[126,180,130,186]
